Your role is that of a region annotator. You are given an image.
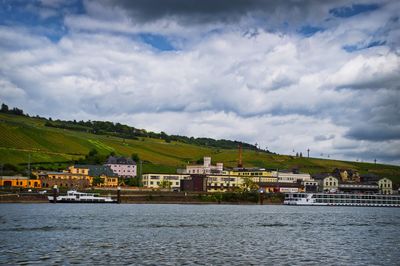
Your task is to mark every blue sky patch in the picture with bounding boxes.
[139,33,176,51]
[343,40,386,52]
[298,25,324,37]
[330,4,380,18]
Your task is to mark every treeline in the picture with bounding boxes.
[1,103,265,151]
[1,103,24,116]
[45,119,260,150]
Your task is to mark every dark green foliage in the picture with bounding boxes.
[42,115,262,151]
[0,103,24,116]
[198,191,259,203]
[76,149,108,164]
[124,177,140,187]
[92,176,104,186]
[131,153,140,162]
[0,163,20,176]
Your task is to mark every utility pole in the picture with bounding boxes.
[139,160,143,187]
[28,154,31,188]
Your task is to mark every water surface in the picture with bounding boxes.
[0,204,399,265]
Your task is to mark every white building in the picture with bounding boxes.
[378,178,393,194]
[185,157,223,174]
[272,171,312,183]
[104,156,137,178]
[142,174,190,190]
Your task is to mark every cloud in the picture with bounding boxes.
[345,125,400,141]
[1,0,400,165]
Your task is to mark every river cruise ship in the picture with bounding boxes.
[284,193,400,207]
[48,190,116,203]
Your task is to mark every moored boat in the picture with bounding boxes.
[284,193,400,207]
[48,190,117,203]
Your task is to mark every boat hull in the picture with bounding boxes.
[284,193,400,207]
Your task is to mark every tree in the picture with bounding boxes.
[88,148,98,157]
[300,152,303,158]
[92,176,104,186]
[241,177,259,191]
[1,103,9,113]
[131,153,140,162]
[159,180,172,190]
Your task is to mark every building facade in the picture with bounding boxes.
[37,165,118,189]
[185,157,223,174]
[142,174,190,190]
[105,156,137,178]
[0,176,41,188]
[321,176,339,192]
[378,178,393,194]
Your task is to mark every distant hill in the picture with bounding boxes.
[0,105,399,184]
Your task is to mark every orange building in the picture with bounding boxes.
[0,176,41,188]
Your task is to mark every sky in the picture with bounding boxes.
[0,0,399,165]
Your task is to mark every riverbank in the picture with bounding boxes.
[0,191,284,204]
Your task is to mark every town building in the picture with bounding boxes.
[272,171,312,183]
[378,178,393,194]
[36,165,118,189]
[303,180,319,192]
[105,156,137,178]
[259,182,304,193]
[207,175,241,192]
[181,175,208,192]
[338,183,379,193]
[320,176,339,192]
[142,173,190,190]
[0,176,41,188]
[184,157,223,174]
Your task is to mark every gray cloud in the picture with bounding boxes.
[345,125,400,141]
[314,134,335,142]
[98,0,385,27]
[1,0,400,165]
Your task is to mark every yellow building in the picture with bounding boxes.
[99,175,119,187]
[36,165,118,189]
[0,176,41,188]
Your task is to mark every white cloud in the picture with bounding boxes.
[1,0,400,165]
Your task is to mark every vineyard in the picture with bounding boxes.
[0,113,399,183]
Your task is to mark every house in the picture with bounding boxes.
[105,156,137,178]
[0,176,41,188]
[378,178,393,194]
[323,176,339,192]
[37,165,118,189]
[142,173,190,190]
[272,170,312,183]
[184,157,223,174]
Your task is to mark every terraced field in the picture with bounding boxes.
[0,113,399,183]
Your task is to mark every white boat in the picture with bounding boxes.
[48,190,117,203]
[284,193,400,207]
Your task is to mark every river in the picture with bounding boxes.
[0,204,399,265]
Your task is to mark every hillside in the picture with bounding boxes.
[0,112,399,184]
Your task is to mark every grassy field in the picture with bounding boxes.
[0,113,399,183]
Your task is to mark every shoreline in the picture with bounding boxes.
[0,191,284,205]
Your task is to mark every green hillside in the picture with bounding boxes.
[0,113,399,184]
